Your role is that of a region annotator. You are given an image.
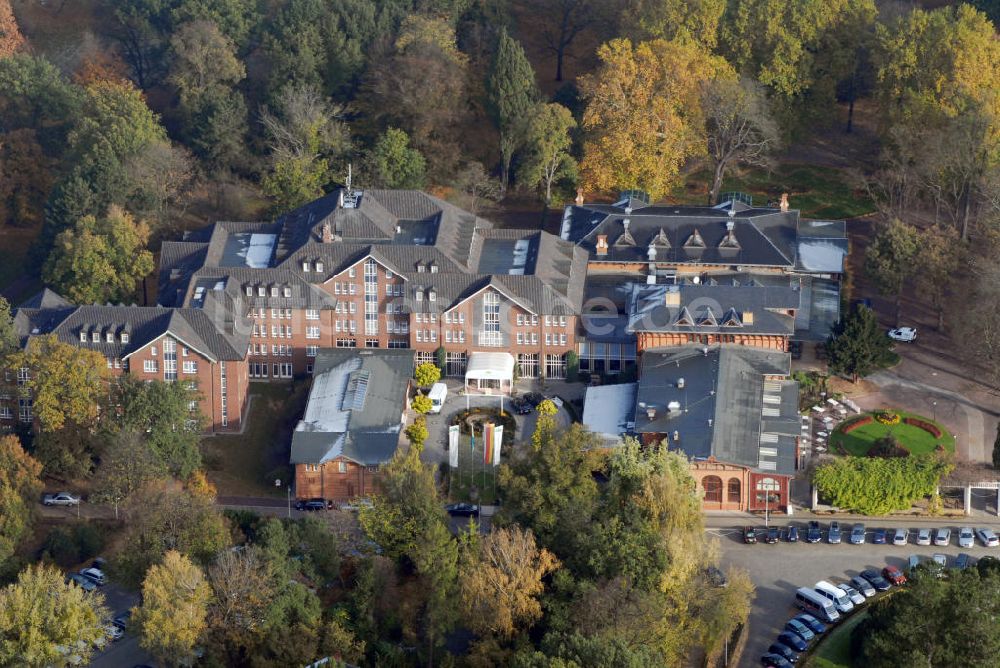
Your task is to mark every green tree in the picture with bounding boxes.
[91,430,168,519]
[488,28,539,193]
[826,305,897,382]
[521,102,577,206]
[0,295,17,355]
[813,454,952,515]
[0,54,82,152]
[117,484,230,585]
[579,38,733,199]
[0,563,109,668]
[414,361,441,388]
[170,0,262,49]
[111,376,205,478]
[0,435,43,568]
[42,205,155,305]
[864,218,919,322]
[411,394,433,415]
[8,334,109,432]
[366,127,426,189]
[135,550,212,668]
[413,520,460,666]
[623,0,725,47]
[358,443,444,560]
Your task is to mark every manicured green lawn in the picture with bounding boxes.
[830,411,954,457]
[807,611,868,668]
[676,163,875,219]
[200,381,309,498]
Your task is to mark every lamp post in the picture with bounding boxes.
[932,401,938,422]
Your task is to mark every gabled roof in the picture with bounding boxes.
[18,288,72,309]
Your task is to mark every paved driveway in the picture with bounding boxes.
[714,519,1000,667]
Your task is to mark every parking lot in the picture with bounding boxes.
[713,521,1000,668]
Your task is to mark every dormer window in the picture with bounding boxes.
[245,285,253,296]
[428,290,436,302]
[106,331,114,343]
[257,286,266,297]
[415,290,424,301]
[121,332,129,344]
[302,261,310,272]
[270,286,279,297]
[283,287,291,298]
[315,261,324,273]
[80,331,88,343]
[417,263,426,273]
[91,331,100,343]
[684,229,706,248]
[430,263,439,274]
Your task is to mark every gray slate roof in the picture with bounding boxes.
[290,349,414,466]
[627,283,799,336]
[634,346,798,474]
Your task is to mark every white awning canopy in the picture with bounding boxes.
[465,352,515,385]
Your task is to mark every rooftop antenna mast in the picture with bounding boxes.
[346,163,352,191]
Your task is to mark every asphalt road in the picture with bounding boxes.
[85,584,155,668]
[714,520,1000,668]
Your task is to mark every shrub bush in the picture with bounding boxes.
[41,524,106,567]
[813,454,953,515]
[874,410,901,426]
[842,415,873,433]
[904,417,942,438]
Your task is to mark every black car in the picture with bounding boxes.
[786,525,799,542]
[744,526,758,544]
[295,499,327,512]
[776,631,808,653]
[768,643,798,664]
[511,398,533,415]
[765,527,780,544]
[806,521,822,543]
[860,569,892,592]
[761,654,793,668]
[794,613,826,635]
[445,503,480,517]
[522,392,545,407]
[872,528,887,544]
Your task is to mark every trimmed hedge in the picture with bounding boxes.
[842,416,873,433]
[904,417,942,439]
[813,454,953,515]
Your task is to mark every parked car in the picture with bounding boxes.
[959,527,975,549]
[744,526,758,544]
[806,521,822,543]
[522,392,545,407]
[933,527,951,547]
[839,583,866,606]
[295,499,327,512]
[794,613,827,635]
[706,566,728,588]
[786,525,799,542]
[892,527,908,546]
[445,503,480,517]
[338,498,373,512]
[882,565,907,585]
[65,573,97,592]
[784,619,815,641]
[932,554,948,568]
[827,521,841,544]
[776,631,808,653]
[112,611,131,631]
[849,523,866,545]
[908,554,923,572]
[79,567,106,586]
[849,575,875,598]
[761,653,794,668]
[916,528,932,546]
[955,553,973,570]
[976,527,1000,547]
[860,569,891,591]
[511,397,533,415]
[105,624,124,642]
[765,527,780,544]
[888,327,917,342]
[43,492,80,506]
[872,528,887,544]
[768,643,799,664]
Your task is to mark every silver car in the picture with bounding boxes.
[916,528,932,546]
[838,583,866,606]
[933,528,951,547]
[958,527,975,548]
[850,575,876,597]
[892,528,908,546]
[976,527,1000,547]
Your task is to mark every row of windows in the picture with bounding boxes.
[415,330,438,343]
[249,308,295,319]
[249,344,294,357]
[303,461,380,473]
[80,330,130,344]
[142,359,198,374]
[335,302,358,314]
[249,362,293,378]
[246,285,294,298]
[443,330,466,343]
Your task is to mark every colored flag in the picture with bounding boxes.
[470,430,475,453]
[448,425,459,468]
[483,423,493,465]
[492,425,503,466]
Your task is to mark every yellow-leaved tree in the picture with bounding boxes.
[579,38,734,200]
[134,550,212,668]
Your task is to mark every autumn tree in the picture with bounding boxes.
[365,127,426,190]
[414,361,442,388]
[521,102,577,207]
[0,435,43,567]
[261,84,349,212]
[411,394,433,415]
[8,334,109,432]
[207,546,276,662]
[622,0,725,47]
[0,0,25,58]
[0,295,16,355]
[0,563,109,668]
[460,526,559,639]
[0,129,53,228]
[43,205,155,305]
[91,430,168,519]
[487,28,539,193]
[135,550,212,668]
[864,218,919,322]
[702,78,780,205]
[579,38,733,199]
[117,484,230,585]
[125,139,196,229]
[914,224,964,330]
[453,161,501,214]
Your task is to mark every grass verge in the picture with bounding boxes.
[830,411,955,456]
[807,610,868,668]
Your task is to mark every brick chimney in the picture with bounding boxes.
[596,235,608,255]
[575,188,584,206]
[321,222,333,243]
[742,310,754,324]
[779,193,789,212]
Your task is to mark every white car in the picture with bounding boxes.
[976,527,1000,547]
[916,528,932,546]
[933,528,951,547]
[888,327,917,342]
[892,527,908,546]
[43,492,80,506]
[959,527,975,548]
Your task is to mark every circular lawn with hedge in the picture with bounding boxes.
[830,409,955,457]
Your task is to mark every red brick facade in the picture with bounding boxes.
[294,459,384,501]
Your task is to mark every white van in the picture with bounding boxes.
[814,580,854,614]
[795,587,840,623]
[427,383,448,414]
